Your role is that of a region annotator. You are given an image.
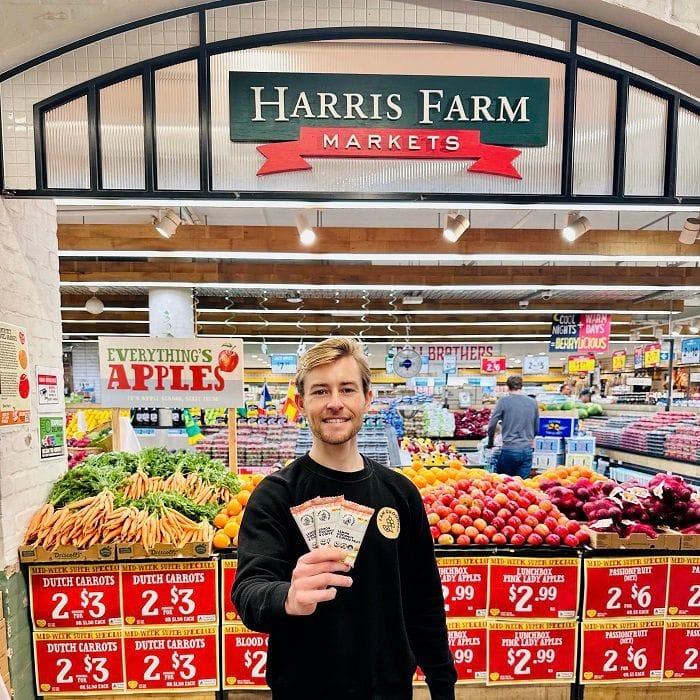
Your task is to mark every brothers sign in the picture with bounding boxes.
[230,72,549,178]
[98,337,244,408]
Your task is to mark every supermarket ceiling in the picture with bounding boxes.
[57,204,700,346]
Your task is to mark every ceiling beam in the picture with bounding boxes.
[57,224,699,258]
[59,260,700,287]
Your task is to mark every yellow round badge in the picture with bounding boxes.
[376,507,400,539]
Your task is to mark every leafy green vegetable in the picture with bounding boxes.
[127,492,219,522]
[49,461,130,507]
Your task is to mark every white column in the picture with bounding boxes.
[148,288,194,338]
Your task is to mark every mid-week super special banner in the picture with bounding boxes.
[230,72,550,179]
[549,314,611,354]
[98,337,244,408]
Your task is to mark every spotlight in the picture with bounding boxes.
[286,292,303,303]
[541,290,553,301]
[402,294,424,305]
[518,299,529,308]
[154,209,182,239]
[443,213,470,242]
[679,217,700,245]
[561,212,591,242]
[85,288,104,315]
[296,213,316,245]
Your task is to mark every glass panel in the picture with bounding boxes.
[578,24,699,101]
[211,40,565,195]
[676,107,700,198]
[155,60,200,190]
[624,86,666,196]
[99,76,145,189]
[573,69,616,195]
[206,0,570,50]
[44,96,90,189]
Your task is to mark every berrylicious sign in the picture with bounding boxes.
[230,72,549,179]
[98,337,244,408]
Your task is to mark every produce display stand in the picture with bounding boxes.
[596,447,699,482]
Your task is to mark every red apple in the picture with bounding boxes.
[575,530,590,545]
[450,523,465,536]
[481,508,496,523]
[491,517,506,531]
[437,519,452,534]
[492,533,507,545]
[554,525,569,540]
[459,515,473,527]
[427,512,440,526]
[446,513,459,525]
[507,516,522,529]
[527,533,544,546]
[517,524,533,538]
[464,526,479,540]
[430,526,440,540]
[217,346,239,372]
[563,534,579,547]
[501,525,516,539]
[510,533,526,545]
[533,523,550,538]
[524,515,539,529]
[454,504,469,517]
[545,533,562,546]
[456,534,471,546]
[482,525,497,539]
[544,516,559,531]
[437,533,455,545]
[474,534,490,545]
[566,520,581,533]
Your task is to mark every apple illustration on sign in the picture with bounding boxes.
[18,331,26,345]
[18,373,30,399]
[218,344,239,373]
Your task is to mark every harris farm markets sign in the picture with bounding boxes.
[98,338,244,408]
[230,72,549,179]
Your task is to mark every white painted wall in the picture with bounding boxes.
[0,197,64,568]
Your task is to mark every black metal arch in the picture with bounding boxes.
[2,0,698,205]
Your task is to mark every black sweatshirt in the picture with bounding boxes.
[232,454,457,700]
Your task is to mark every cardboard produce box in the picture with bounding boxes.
[18,543,116,563]
[584,526,680,550]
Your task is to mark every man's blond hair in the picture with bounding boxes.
[295,337,371,395]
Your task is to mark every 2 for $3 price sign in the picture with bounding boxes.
[488,557,579,618]
[121,560,217,626]
[29,564,121,629]
[123,626,218,691]
[33,629,124,695]
[437,557,488,617]
[580,619,664,682]
[584,557,668,618]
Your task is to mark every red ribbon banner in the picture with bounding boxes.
[256,127,522,179]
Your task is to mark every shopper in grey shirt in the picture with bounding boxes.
[486,375,539,478]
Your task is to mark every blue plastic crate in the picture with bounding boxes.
[534,436,563,453]
[565,436,595,454]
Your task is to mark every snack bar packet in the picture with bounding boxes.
[313,496,344,547]
[291,498,320,551]
[333,501,375,567]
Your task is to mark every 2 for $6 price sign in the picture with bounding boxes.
[488,557,579,618]
[29,564,121,629]
[121,561,217,626]
[584,557,669,618]
[667,556,700,617]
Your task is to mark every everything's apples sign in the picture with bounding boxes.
[98,337,244,408]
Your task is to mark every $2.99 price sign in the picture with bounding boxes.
[663,619,700,681]
[123,626,218,691]
[29,564,121,629]
[667,556,700,617]
[222,559,239,621]
[223,624,269,689]
[121,560,217,626]
[487,620,577,684]
[584,557,668,618]
[438,557,488,618]
[416,619,487,684]
[488,558,579,618]
[33,629,124,695]
[580,619,664,682]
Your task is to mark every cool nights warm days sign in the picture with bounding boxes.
[98,337,244,408]
[229,72,550,179]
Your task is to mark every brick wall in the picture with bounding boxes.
[0,196,63,700]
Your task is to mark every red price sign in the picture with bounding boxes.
[584,557,668,618]
[121,561,217,626]
[580,619,664,682]
[29,564,121,629]
[222,624,269,689]
[663,619,700,681]
[667,556,700,617]
[222,559,239,622]
[416,619,487,684]
[123,626,218,691]
[481,356,506,374]
[487,620,577,684]
[488,557,579,619]
[33,629,125,695]
[438,557,488,618]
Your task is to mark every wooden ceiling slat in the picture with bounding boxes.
[57,224,696,257]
